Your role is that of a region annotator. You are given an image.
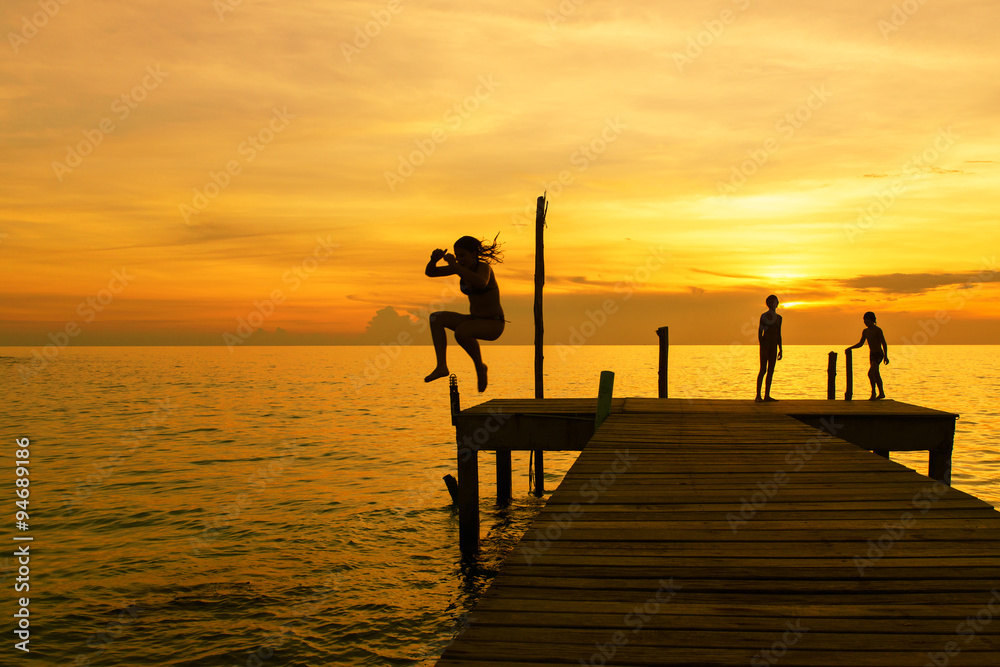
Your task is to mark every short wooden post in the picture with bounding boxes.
[595,371,615,430]
[844,348,853,401]
[443,474,459,505]
[827,351,837,400]
[449,375,461,424]
[657,327,669,398]
[928,438,953,485]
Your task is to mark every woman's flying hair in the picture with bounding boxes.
[454,233,504,264]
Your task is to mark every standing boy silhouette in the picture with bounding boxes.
[756,294,782,402]
[846,311,888,400]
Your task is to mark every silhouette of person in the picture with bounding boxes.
[846,311,888,400]
[756,294,782,402]
[424,235,505,392]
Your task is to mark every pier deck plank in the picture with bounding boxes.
[437,399,999,666]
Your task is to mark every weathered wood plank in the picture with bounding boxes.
[437,658,1000,667]
[469,596,1000,618]
[457,626,1000,650]
[486,576,1000,593]
[440,644,1000,667]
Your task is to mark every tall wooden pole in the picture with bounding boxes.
[534,194,546,398]
[532,194,547,495]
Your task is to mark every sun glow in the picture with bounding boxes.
[1,2,999,345]
[707,193,819,217]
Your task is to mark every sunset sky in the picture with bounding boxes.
[2,0,998,347]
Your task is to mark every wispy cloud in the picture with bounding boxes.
[688,268,763,281]
[836,272,997,295]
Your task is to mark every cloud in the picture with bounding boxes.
[548,274,620,287]
[357,305,425,344]
[688,268,762,281]
[836,272,996,295]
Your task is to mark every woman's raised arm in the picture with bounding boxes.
[425,249,456,277]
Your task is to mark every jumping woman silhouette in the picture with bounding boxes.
[423,235,505,392]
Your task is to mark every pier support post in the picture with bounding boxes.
[928,438,953,486]
[496,451,512,504]
[452,375,480,552]
[532,451,544,497]
[827,351,837,400]
[457,440,480,553]
[845,349,853,400]
[657,327,669,398]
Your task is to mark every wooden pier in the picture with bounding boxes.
[437,398,1000,666]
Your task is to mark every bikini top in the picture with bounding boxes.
[460,263,498,296]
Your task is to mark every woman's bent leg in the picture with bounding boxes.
[455,319,504,392]
[424,312,472,382]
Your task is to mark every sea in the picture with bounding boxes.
[1,344,998,666]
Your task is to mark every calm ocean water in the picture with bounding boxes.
[1,344,998,666]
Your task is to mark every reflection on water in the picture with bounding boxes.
[1,345,997,665]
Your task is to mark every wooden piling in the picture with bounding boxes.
[595,371,614,430]
[533,194,546,401]
[442,474,459,505]
[845,348,854,400]
[532,193,547,496]
[826,351,837,400]
[449,374,460,424]
[656,326,669,398]
[929,437,954,485]
[451,373,480,551]
[456,432,479,554]
[496,450,512,504]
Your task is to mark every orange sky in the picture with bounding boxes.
[1,0,998,347]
